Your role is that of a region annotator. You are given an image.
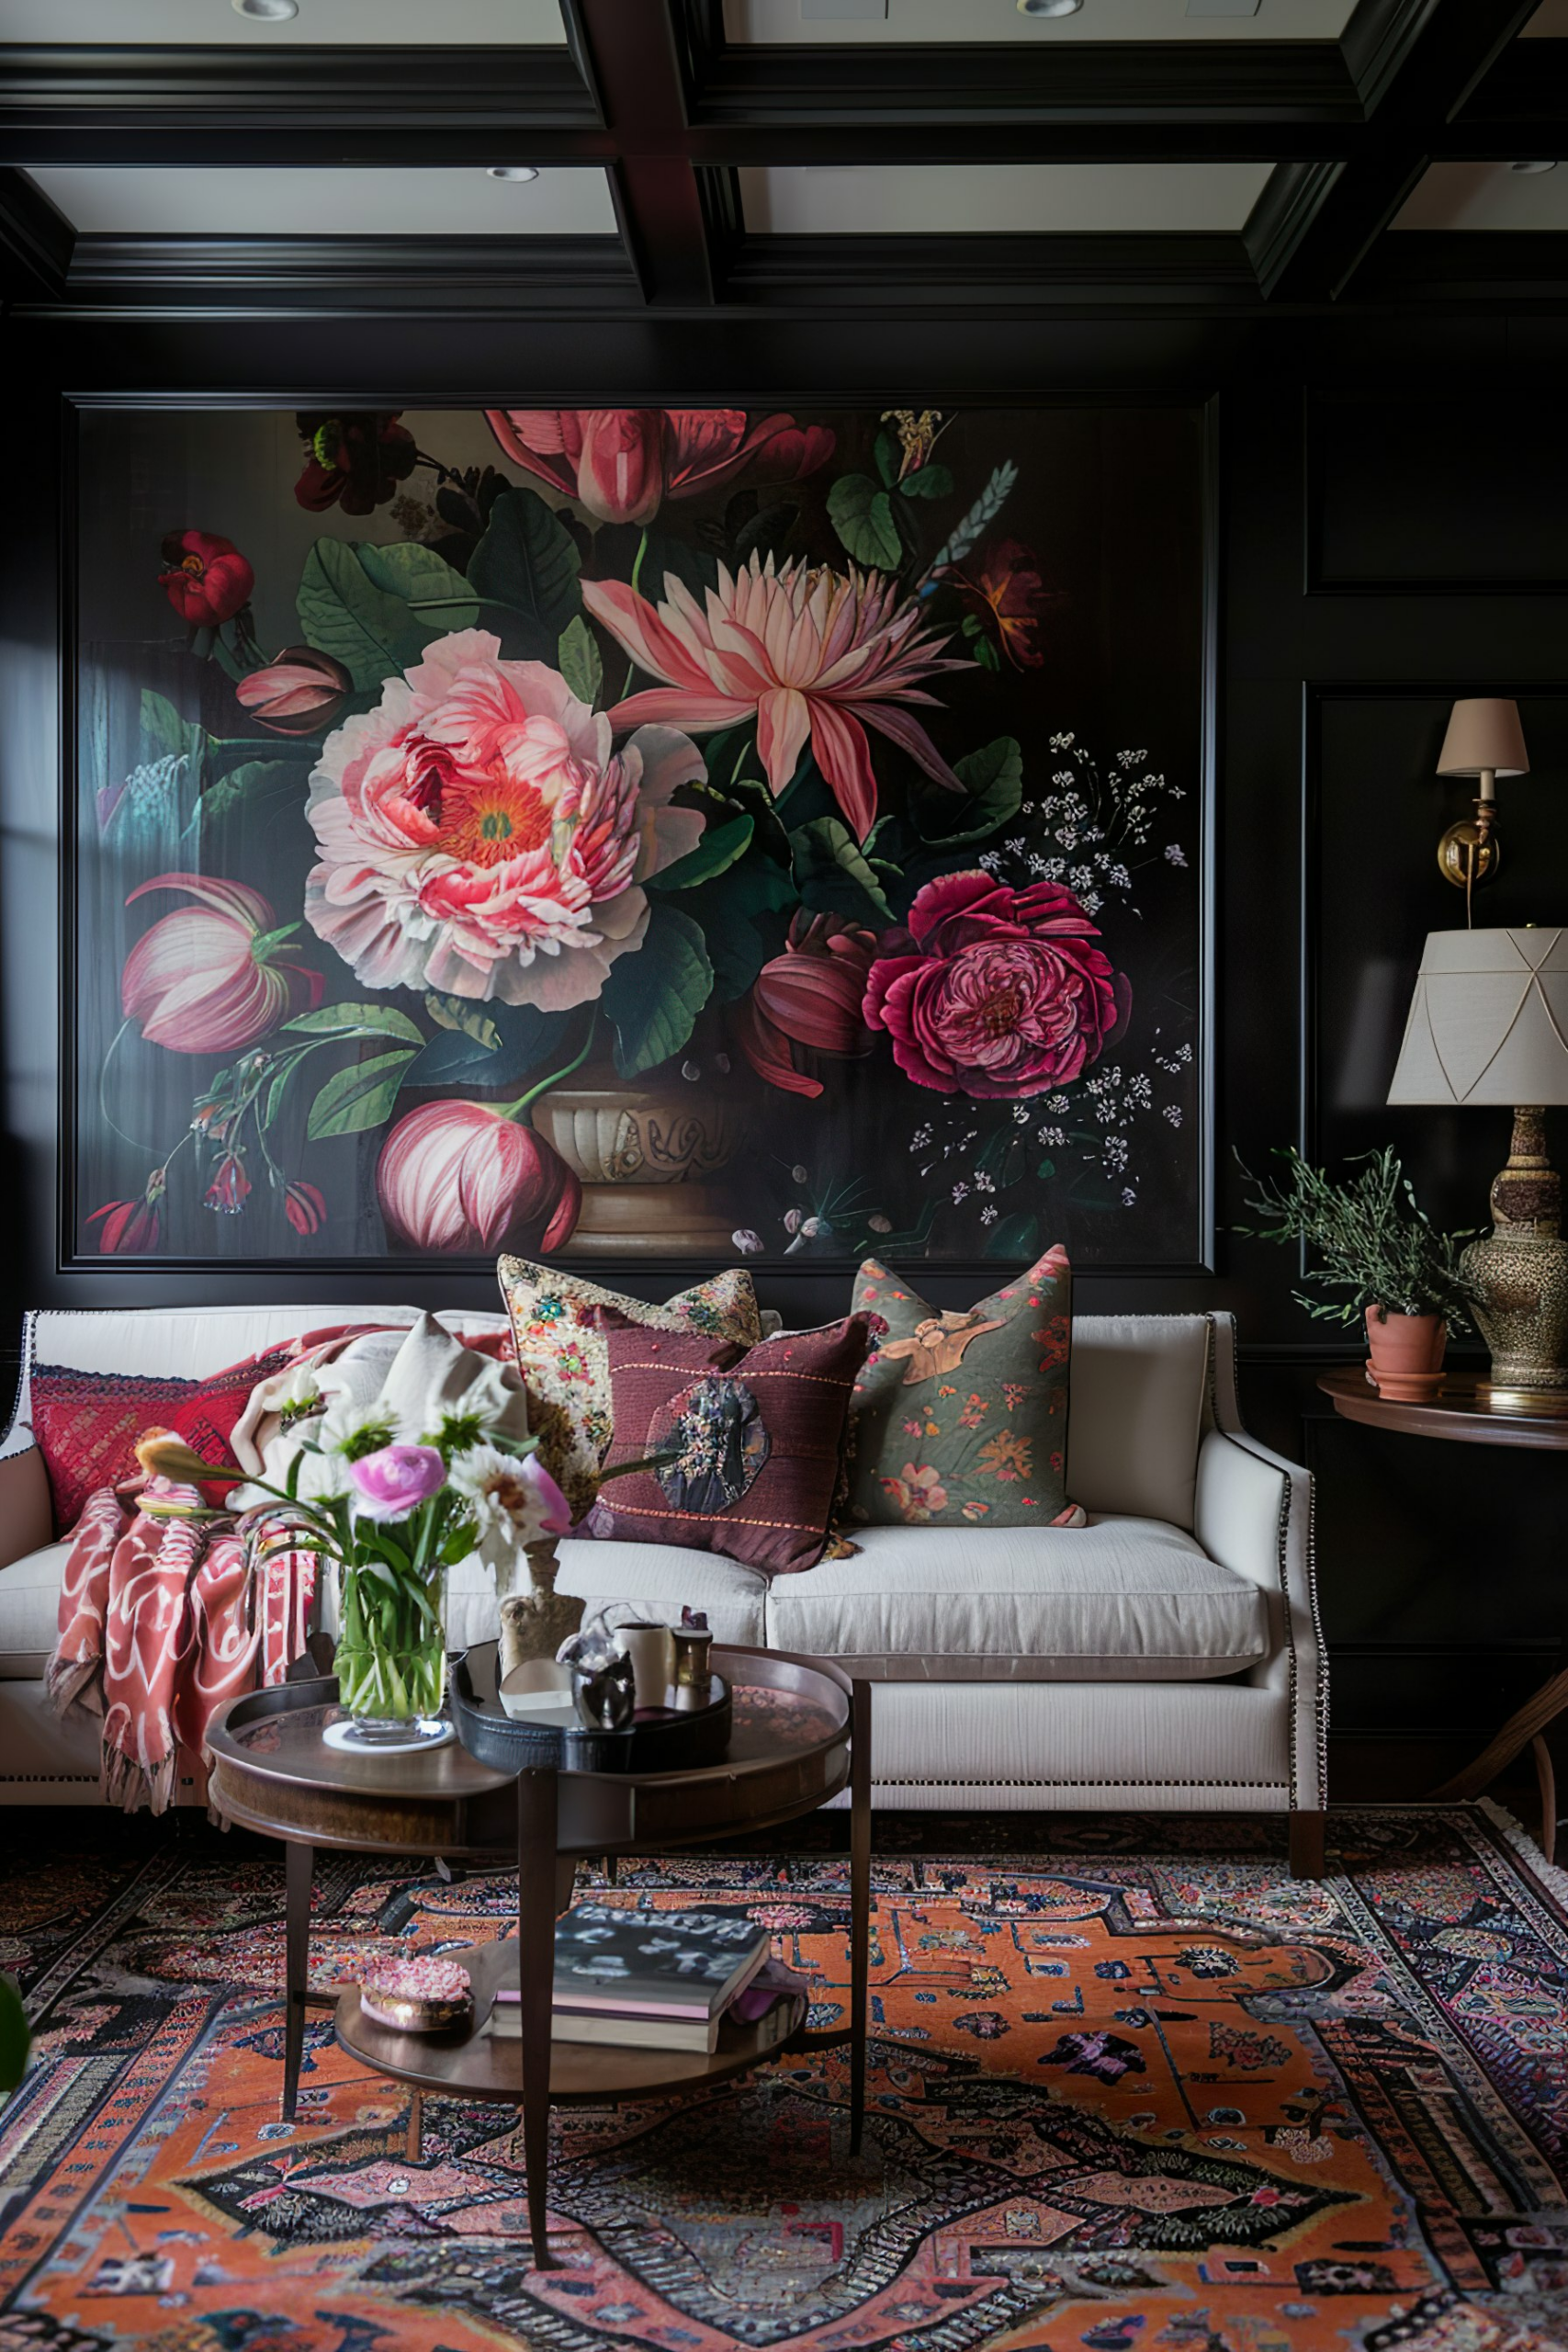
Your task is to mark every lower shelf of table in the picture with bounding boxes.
[333,1940,812,2104]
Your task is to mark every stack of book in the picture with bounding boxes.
[493,1904,800,2055]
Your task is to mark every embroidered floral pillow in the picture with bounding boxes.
[495,1258,764,1523]
[846,1248,1082,1530]
[586,1312,872,1574]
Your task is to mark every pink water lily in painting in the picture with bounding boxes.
[376,1098,580,1254]
[582,554,970,842]
[304,630,704,1007]
[863,874,1123,1100]
[120,874,323,1056]
[485,408,834,527]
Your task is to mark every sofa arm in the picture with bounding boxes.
[0,1443,53,1574]
[1195,1424,1326,1812]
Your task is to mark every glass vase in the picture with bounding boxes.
[334,1560,448,1746]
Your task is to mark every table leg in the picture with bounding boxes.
[848,1679,871,2159]
[407,2089,423,2163]
[282,1838,312,2123]
[1427,1667,1568,1815]
[1532,1734,1557,1868]
[518,1766,560,2271]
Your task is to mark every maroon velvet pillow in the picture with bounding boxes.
[587,1312,872,1574]
[28,1345,295,1534]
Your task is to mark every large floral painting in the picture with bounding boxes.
[71,405,1206,1269]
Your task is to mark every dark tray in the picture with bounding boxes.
[451,1642,733,1776]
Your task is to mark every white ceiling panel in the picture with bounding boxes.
[739,162,1275,234]
[724,0,1353,42]
[27,165,616,237]
[5,0,567,42]
[1392,162,1568,231]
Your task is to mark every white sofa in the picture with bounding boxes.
[0,1302,1326,1871]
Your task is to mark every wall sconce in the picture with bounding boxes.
[1435,695,1529,922]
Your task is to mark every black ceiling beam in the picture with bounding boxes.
[1260,0,1542,303]
[564,0,714,307]
[52,233,636,315]
[719,230,1264,316]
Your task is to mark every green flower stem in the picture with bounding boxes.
[498,1007,598,1119]
[630,527,649,598]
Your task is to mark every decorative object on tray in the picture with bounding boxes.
[495,1259,765,1523]
[585,1312,871,1571]
[847,1244,1084,1528]
[1235,1144,1480,1403]
[358,1954,475,2036]
[1388,925,1568,1408]
[137,1316,573,1748]
[449,1638,733,1774]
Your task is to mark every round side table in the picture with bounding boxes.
[208,1642,871,2270]
[1318,1366,1568,1859]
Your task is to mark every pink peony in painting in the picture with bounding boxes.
[74,404,1202,1267]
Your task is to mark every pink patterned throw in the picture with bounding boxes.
[46,1484,317,1814]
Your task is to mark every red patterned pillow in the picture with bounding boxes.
[586,1313,872,1575]
[28,1345,295,1533]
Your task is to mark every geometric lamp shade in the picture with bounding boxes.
[1387,926,1568,1106]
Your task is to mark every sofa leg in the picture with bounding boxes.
[1289,1811,1327,1881]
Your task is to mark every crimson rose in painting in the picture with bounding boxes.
[303,631,704,1007]
[157,530,254,628]
[863,876,1122,1100]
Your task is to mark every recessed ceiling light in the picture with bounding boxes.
[1018,0,1083,15]
[1510,160,1558,175]
[232,0,299,19]
[487,166,540,183]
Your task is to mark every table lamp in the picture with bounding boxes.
[1387,925,1568,1408]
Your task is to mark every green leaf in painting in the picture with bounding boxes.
[285,1001,425,1045]
[297,538,446,690]
[193,758,301,831]
[600,902,714,1078]
[873,428,899,490]
[402,1002,566,1091]
[355,540,478,632]
[140,689,205,768]
[424,993,500,1046]
[678,855,798,1001]
[305,1048,418,1141]
[826,475,902,572]
[984,1210,1041,1261]
[468,487,581,652]
[790,815,896,924]
[557,612,603,709]
[648,813,753,897]
[899,462,954,501]
[910,735,1023,847]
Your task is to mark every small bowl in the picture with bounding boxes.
[360,1955,474,2035]
[498,1657,579,1726]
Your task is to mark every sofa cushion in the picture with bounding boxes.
[443,1540,767,1650]
[1066,1317,1211,1531]
[847,1247,1076,1529]
[0,1542,70,1678]
[761,1519,1267,1681]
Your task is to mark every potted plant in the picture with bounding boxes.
[1235,1146,1479,1398]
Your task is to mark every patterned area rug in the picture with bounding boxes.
[2,1806,1566,2352]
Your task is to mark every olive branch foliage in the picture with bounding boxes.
[1233,1145,1481,1331]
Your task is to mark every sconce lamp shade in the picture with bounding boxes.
[1388,927,1568,1105]
[1436,697,1529,778]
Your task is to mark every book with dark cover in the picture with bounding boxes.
[549,1904,770,2021]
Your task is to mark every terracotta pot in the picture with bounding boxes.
[1363,1306,1448,1402]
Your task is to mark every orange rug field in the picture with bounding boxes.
[3,1806,1566,2351]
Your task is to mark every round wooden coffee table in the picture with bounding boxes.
[1318,1365,1568,1857]
[208,1643,871,2269]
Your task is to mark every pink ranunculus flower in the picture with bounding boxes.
[485,408,834,527]
[863,874,1125,1100]
[121,872,324,1055]
[303,629,704,1007]
[349,1443,448,1522]
[377,1099,581,1254]
[582,555,969,842]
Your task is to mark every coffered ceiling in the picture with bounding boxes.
[0,0,1562,323]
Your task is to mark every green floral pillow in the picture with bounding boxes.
[846,1247,1081,1529]
[496,1258,763,1524]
